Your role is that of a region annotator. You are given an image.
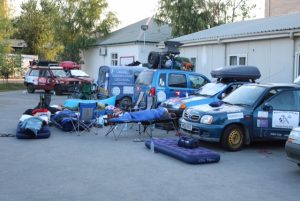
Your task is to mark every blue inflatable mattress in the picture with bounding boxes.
[145,138,220,164]
[16,122,51,139]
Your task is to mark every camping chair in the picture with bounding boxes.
[80,83,93,100]
[72,102,98,135]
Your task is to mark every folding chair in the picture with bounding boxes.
[73,102,98,135]
[80,83,92,100]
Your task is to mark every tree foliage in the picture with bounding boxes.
[13,0,64,60]
[56,0,119,62]
[0,0,12,54]
[155,0,256,37]
[13,0,119,62]
[0,0,16,82]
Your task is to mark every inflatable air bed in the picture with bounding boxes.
[16,122,51,139]
[145,138,220,164]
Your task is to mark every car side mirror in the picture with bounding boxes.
[262,103,273,111]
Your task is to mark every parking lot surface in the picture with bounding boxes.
[0,91,299,201]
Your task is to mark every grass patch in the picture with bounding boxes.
[0,83,26,92]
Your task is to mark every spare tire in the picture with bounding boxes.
[148,51,160,68]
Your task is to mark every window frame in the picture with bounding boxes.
[111,53,118,66]
[168,73,187,88]
[228,54,247,66]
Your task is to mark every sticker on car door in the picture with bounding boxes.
[272,111,299,129]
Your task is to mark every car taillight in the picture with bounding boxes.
[150,87,156,96]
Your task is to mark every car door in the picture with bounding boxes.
[167,72,188,99]
[254,89,300,139]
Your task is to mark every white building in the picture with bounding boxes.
[81,17,172,80]
[170,12,300,83]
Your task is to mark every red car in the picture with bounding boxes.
[24,66,90,95]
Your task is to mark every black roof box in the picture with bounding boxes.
[211,65,261,80]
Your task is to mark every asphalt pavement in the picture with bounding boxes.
[0,91,299,201]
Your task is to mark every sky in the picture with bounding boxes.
[11,0,265,30]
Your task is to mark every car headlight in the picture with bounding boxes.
[200,115,213,124]
[287,130,300,144]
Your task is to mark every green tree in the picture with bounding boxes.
[56,0,119,62]
[155,0,256,37]
[0,0,12,54]
[0,0,15,82]
[14,0,64,60]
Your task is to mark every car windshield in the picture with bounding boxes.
[70,69,89,77]
[195,82,227,97]
[135,71,153,85]
[223,85,266,106]
[52,69,68,77]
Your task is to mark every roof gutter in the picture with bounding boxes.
[179,29,300,47]
[90,41,158,47]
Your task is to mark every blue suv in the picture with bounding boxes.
[134,69,210,107]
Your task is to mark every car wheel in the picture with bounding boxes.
[119,97,132,110]
[54,85,63,95]
[221,124,244,151]
[27,84,35,93]
[298,163,300,168]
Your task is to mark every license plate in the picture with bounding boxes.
[181,122,192,131]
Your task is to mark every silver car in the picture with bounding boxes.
[285,127,300,167]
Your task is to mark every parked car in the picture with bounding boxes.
[24,66,90,95]
[134,69,210,108]
[161,65,260,119]
[65,69,94,83]
[285,127,300,167]
[97,65,147,107]
[179,83,300,151]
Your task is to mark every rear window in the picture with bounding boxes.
[136,71,154,85]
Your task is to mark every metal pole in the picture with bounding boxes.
[143,31,146,51]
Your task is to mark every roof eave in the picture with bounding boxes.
[179,29,300,47]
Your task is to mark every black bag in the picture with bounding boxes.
[177,136,199,149]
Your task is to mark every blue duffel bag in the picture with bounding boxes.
[52,110,78,132]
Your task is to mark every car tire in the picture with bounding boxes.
[119,97,132,111]
[298,163,300,168]
[221,124,244,151]
[54,85,63,95]
[27,84,35,93]
[148,51,160,68]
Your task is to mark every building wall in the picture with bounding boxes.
[179,37,295,83]
[265,0,300,17]
[81,43,161,80]
[180,45,226,78]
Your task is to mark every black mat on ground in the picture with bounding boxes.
[16,123,51,139]
[145,138,220,164]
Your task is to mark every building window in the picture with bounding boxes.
[111,53,118,66]
[229,55,247,66]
